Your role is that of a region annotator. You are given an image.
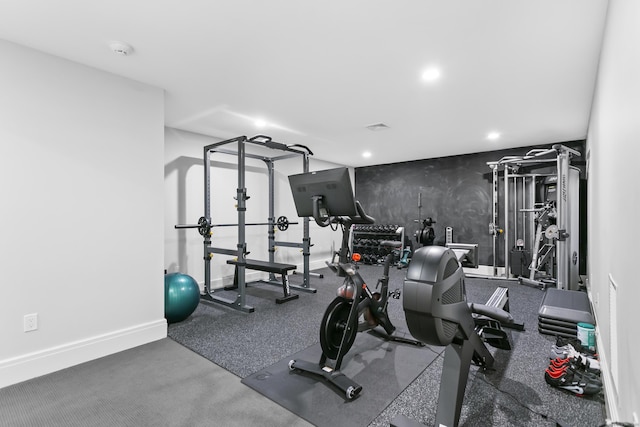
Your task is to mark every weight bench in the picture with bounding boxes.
[226,259,299,304]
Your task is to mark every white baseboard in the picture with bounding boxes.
[0,319,167,389]
[596,331,619,423]
[587,281,619,423]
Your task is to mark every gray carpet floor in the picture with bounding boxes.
[168,265,607,427]
[0,338,312,427]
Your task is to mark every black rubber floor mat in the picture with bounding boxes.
[242,329,441,427]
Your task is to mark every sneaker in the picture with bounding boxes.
[555,336,597,356]
[550,344,600,371]
[547,360,602,386]
[545,366,601,395]
[550,356,601,376]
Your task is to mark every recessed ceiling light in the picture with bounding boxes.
[421,67,441,82]
[362,151,372,158]
[254,119,267,128]
[487,131,501,141]
[108,41,134,56]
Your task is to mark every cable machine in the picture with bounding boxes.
[486,144,581,290]
[176,135,317,313]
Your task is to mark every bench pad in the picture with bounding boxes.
[227,259,296,274]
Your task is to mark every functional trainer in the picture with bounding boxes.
[486,144,581,289]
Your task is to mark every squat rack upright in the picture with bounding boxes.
[183,135,317,313]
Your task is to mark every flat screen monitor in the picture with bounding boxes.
[288,168,357,218]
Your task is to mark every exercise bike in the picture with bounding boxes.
[289,201,423,400]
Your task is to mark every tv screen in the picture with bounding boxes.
[288,168,357,218]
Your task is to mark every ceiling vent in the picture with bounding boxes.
[366,123,390,131]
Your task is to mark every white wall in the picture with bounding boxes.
[0,40,166,388]
[164,128,346,288]
[586,0,639,422]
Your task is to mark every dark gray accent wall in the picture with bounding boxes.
[354,141,585,268]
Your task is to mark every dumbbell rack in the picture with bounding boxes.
[351,224,405,265]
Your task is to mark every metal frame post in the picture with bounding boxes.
[491,164,499,276]
[556,146,570,290]
[511,175,518,258]
[268,151,317,293]
[503,165,510,278]
[199,137,254,313]
[527,176,536,249]
[203,147,212,295]
[301,152,313,288]
[266,159,276,281]
[235,139,248,306]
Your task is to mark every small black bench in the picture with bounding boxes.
[226,259,299,304]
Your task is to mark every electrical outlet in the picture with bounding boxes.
[24,313,38,332]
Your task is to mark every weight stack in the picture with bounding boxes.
[538,288,595,338]
[509,249,529,277]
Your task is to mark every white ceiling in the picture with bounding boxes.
[0,1,608,167]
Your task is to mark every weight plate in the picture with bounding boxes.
[320,297,357,360]
[545,224,559,239]
[197,216,211,236]
[276,215,289,231]
[415,228,435,245]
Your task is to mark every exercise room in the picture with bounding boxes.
[1,1,637,426]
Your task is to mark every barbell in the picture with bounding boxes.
[175,215,297,236]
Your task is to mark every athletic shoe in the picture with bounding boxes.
[549,344,600,369]
[546,366,601,386]
[544,366,601,396]
[547,363,602,387]
[550,344,600,371]
[549,356,601,376]
[555,336,597,356]
[554,342,600,362]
